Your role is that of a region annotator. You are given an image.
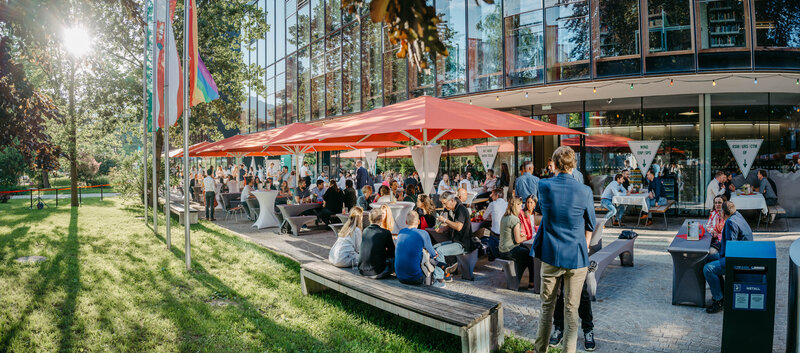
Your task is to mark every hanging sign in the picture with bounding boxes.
[627,140,662,177]
[364,151,379,175]
[410,145,443,195]
[727,139,762,177]
[476,145,500,172]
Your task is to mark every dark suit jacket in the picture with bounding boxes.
[531,173,596,269]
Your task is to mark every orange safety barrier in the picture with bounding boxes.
[1,184,111,194]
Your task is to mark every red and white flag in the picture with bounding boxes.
[153,0,183,128]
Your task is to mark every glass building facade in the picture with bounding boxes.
[241,0,800,213]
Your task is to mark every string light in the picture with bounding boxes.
[669,79,673,86]
[469,100,473,105]
[496,96,499,102]
[754,77,758,85]
[796,78,799,85]
[712,80,716,86]
[525,91,529,98]
[558,89,562,96]
[593,87,597,93]
[629,83,634,90]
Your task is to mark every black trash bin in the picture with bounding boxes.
[721,241,776,353]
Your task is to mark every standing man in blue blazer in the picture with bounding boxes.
[531,146,596,353]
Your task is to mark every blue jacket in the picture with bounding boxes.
[356,166,369,189]
[718,212,753,268]
[648,176,666,200]
[514,172,540,201]
[531,173,596,269]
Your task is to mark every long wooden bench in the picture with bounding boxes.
[158,197,202,225]
[639,199,675,229]
[758,204,788,232]
[300,261,503,353]
[585,237,635,301]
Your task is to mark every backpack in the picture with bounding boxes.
[767,178,777,195]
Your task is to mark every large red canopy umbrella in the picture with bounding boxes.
[170,141,210,158]
[562,134,633,148]
[271,96,582,193]
[193,135,274,158]
[443,140,515,156]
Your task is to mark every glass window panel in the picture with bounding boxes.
[277,0,286,59]
[504,8,544,86]
[545,1,590,82]
[753,0,800,48]
[468,0,503,92]
[361,19,383,110]
[409,58,435,98]
[297,47,310,121]
[772,93,800,171]
[286,54,297,122]
[276,71,286,126]
[298,3,310,48]
[326,0,341,32]
[342,22,361,113]
[326,32,342,117]
[267,0,275,65]
[436,0,467,96]
[257,40,267,131]
[311,40,326,119]
[311,0,324,40]
[504,0,542,17]
[596,0,641,76]
[383,25,407,105]
[342,0,356,23]
[647,0,692,53]
[711,93,771,173]
[287,13,298,54]
[697,0,746,49]
[267,76,276,129]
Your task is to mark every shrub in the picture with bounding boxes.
[0,146,26,188]
[76,153,101,184]
[108,152,145,202]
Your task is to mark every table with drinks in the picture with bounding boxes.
[729,189,768,215]
[667,219,714,307]
[370,201,415,234]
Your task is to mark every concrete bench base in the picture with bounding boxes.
[586,237,635,301]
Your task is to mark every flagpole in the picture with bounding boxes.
[142,17,149,226]
[163,0,172,250]
[183,0,192,270]
[151,0,158,235]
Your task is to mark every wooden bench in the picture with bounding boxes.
[277,203,323,237]
[168,202,200,225]
[585,237,635,301]
[759,205,788,232]
[639,199,675,229]
[300,261,503,353]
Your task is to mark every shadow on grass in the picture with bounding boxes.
[0,207,81,352]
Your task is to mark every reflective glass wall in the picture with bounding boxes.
[240,0,800,133]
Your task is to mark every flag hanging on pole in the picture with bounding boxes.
[187,0,220,105]
[145,0,155,132]
[154,9,184,128]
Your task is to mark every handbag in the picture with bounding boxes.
[619,230,638,239]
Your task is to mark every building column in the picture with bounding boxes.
[699,94,711,213]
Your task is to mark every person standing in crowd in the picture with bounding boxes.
[280,165,289,184]
[300,161,312,187]
[359,208,396,279]
[203,169,217,221]
[532,146,596,353]
[357,185,375,211]
[705,171,727,210]
[515,161,539,203]
[238,163,246,189]
[496,162,510,191]
[703,201,753,313]
[600,174,629,227]
[435,191,476,280]
[337,170,347,191]
[328,207,364,268]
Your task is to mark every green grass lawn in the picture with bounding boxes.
[0,198,551,353]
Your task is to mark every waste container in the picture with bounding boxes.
[789,238,800,353]
[721,241,776,353]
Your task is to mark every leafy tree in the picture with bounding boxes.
[0,145,28,188]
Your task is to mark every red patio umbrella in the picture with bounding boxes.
[170,141,210,158]
[562,134,633,148]
[443,140,515,156]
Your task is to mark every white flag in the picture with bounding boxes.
[727,139,762,177]
[153,14,183,128]
[410,145,442,195]
[476,145,500,172]
[627,140,662,177]
[364,151,379,175]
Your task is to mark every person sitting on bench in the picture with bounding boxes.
[643,169,667,226]
[395,210,457,288]
[294,179,312,204]
[499,197,535,290]
[600,173,629,227]
[756,169,778,206]
[357,185,375,211]
[328,207,364,268]
[240,178,256,220]
[317,182,345,225]
[477,189,507,237]
[434,191,477,281]
[703,201,753,314]
[358,208,395,279]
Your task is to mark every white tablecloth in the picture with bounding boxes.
[730,193,768,215]
[252,190,280,229]
[612,193,650,213]
[370,201,415,234]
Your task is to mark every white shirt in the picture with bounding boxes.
[438,180,452,194]
[203,176,215,192]
[484,198,508,235]
[705,179,725,209]
[300,166,310,178]
[337,176,347,190]
[458,179,472,192]
[241,184,252,201]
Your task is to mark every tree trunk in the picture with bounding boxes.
[41,169,50,188]
[69,62,79,207]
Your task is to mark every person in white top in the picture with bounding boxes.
[705,171,727,210]
[480,189,507,236]
[300,162,311,183]
[328,207,364,267]
[266,162,276,180]
[337,171,347,190]
[203,170,216,220]
[437,173,452,194]
[240,179,256,221]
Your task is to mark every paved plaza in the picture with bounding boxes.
[214,213,798,353]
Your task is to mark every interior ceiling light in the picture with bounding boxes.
[669,79,674,86]
[712,80,716,86]
[679,111,699,116]
[558,89,562,96]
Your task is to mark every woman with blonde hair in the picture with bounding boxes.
[328,207,364,267]
[499,197,535,290]
[379,204,395,232]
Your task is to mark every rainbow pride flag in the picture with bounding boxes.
[188,0,219,106]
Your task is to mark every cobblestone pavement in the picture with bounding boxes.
[214,212,798,353]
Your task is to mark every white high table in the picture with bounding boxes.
[613,193,651,213]
[730,193,768,215]
[370,201,415,234]
[252,190,280,229]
